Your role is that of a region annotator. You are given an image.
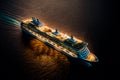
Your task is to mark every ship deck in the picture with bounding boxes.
[22,19,99,62]
[23,19,83,43]
[22,23,78,58]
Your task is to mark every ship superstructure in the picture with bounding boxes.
[21,17,99,62]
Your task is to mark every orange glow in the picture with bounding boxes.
[22,19,32,23]
[85,52,98,62]
[22,39,70,78]
[23,19,83,43]
[29,39,69,62]
[22,19,98,62]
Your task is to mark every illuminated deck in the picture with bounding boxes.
[21,18,99,62]
[22,25,78,58]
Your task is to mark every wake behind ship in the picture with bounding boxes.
[21,17,99,62]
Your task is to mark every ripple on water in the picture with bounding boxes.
[21,39,70,80]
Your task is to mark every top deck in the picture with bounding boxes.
[23,19,88,51]
[23,19,82,42]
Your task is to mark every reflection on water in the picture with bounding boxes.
[20,31,93,80]
[21,34,70,80]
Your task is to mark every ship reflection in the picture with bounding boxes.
[21,33,70,80]
[21,32,92,80]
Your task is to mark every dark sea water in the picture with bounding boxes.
[0,0,115,80]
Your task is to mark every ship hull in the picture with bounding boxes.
[21,26,91,62]
[21,25,80,58]
[21,21,99,62]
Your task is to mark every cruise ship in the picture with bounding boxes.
[21,17,99,62]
